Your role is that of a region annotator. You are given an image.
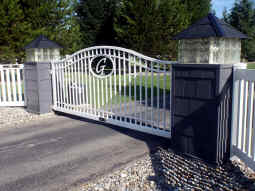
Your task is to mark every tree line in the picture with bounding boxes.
[0,0,211,63]
[223,0,255,60]
[2,0,255,63]
[0,0,81,63]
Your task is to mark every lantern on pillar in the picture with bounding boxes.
[24,35,62,62]
[173,14,248,65]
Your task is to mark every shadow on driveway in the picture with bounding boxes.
[56,112,255,191]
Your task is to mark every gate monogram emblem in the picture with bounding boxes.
[90,55,114,78]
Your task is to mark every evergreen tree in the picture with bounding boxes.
[114,0,190,58]
[0,0,31,62]
[0,0,82,62]
[224,0,255,60]
[223,7,229,23]
[75,0,211,59]
[181,0,212,24]
[76,0,117,47]
[20,0,82,55]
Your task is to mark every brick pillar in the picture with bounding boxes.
[24,62,52,114]
[171,64,233,165]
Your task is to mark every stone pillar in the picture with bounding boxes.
[171,13,249,165]
[24,62,52,114]
[24,35,61,114]
[171,64,233,165]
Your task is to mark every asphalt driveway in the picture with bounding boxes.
[0,113,169,191]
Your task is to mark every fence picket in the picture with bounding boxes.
[77,58,81,111]
[134,56,137,125]
[68,61,72,109]
[62,62,65,109]
[252,89,255,160]
[157,63,160,128]
[87,51,93,114]
[163,64,166,130]
[74,57,78,110]
[139,59,143,127]
[150,62,154,127]
[118,51,122,121]
[246,81,254,157]
[52,63,57,108]
[113,50,117,118]
[11,69,17,102]
[71,59,75,109]
[144,61,148,126]
[237,80,244,149]
[82,59,86,112]
[84,57,88,113]
[128,54,132,124]
[123,53,127,122]
[1,70,6,102]
[56,64,60,107]
[59,63,63,107]
[6,69,12,102]
[16,68,22,102]
[242,81,248,152]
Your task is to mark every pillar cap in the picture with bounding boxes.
[173,14,248,40]
[24,35,62,49]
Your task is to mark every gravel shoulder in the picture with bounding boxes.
[0,107,56,129]
[75,148,255,191]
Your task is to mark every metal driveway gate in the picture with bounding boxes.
[52,46,173,138]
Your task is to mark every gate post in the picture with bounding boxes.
[24,35,61,114]
[171,14,248,164]
[171,64,233,164]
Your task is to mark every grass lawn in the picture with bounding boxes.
[60,72,171,108]
[247,63,255,69]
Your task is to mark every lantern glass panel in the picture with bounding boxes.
[26,49,35,62]
[179,38,241,64]
[179,39,210,64]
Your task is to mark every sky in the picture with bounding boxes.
[212,0,236,18]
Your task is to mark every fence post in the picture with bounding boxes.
[24,35,61,114]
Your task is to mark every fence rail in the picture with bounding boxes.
[231,67,255,171]
[0,64,26,106]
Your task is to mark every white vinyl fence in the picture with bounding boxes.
[231,65,255,171]
[0,64,26,106]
